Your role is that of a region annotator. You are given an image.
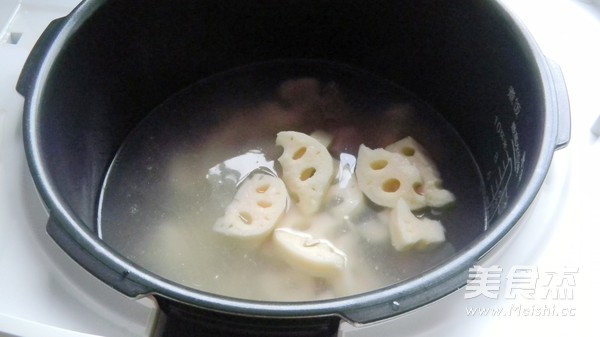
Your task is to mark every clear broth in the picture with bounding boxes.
[98,60,485,301]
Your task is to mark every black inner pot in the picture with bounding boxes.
[19,0,565,335]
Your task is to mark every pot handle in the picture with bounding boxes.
[152,296,340,337]
[16,17,65,96]
[546,58,571,150]
[46,215,149,297]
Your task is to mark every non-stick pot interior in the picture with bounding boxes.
[34,0,543,298]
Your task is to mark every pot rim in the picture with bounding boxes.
[20,0,564,324]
